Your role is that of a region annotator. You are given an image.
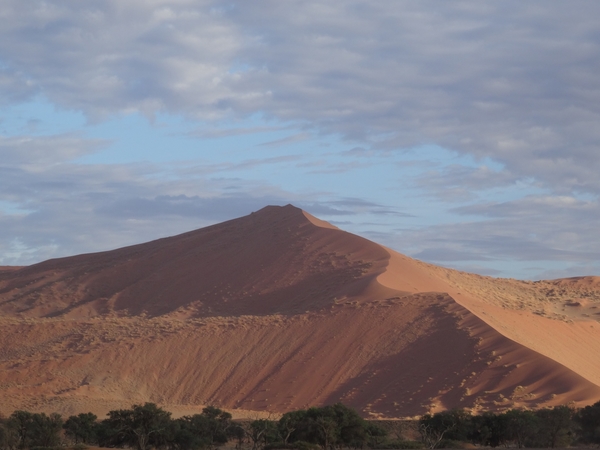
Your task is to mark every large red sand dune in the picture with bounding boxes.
[0,205,599,418]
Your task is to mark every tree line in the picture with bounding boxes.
[0,401,599,450]
[417,403,600,449]
[0,403,380,450]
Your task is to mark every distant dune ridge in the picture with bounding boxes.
[0,204,599,418]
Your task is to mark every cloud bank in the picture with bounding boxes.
[1,1,599,278]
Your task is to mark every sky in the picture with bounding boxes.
[1,1,600,280]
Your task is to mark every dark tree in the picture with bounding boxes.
[199,406,233,448]
[534,406,574,448]
[575,400,600,445]
[449,409,475,442]
[364,422,387,448]
[418,412,456,449]
[471,412,510,448]
[504,409,540,449]
[106,403,172,450]
[278,411,303,445]
[278,403,381,450]
[29,413,63,448]
[64,412,98,444]
[227,422,246,450]
[327,403,369,449]
[96,418,126,448]
[8,411,34,449]
[0,416,19,450]
[169,418,202,450]
[173,406,233,450]
[246,419,278,450]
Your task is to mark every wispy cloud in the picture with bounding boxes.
[298,198,409,217]
[416,164,528,202]
[185,125,285,139]
[177,154,302,176]
[259,133,310,147]
[0,134,109,166]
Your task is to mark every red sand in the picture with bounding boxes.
[0,205,599,418]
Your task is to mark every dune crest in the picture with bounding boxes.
[0,205,599,418]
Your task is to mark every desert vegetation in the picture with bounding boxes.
[1,401,600,450]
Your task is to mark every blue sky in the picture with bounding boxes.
[1,1,600,280]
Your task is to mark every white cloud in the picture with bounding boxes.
[1,1,599,194]
[0,0,242,119]
[0,134,108,166]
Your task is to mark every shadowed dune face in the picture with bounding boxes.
[0,266,23,273]
[0,205,389,318]
[0,204,599,418]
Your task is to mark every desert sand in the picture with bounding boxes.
[0,204,599,418]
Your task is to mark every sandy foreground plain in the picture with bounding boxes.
[0,205,599,419]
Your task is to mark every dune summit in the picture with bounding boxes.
[0,204,599,418]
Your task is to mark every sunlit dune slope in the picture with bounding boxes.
[377,250,600,389]
[0,205,599,418]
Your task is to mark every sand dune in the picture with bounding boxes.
[0,205,599,418]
